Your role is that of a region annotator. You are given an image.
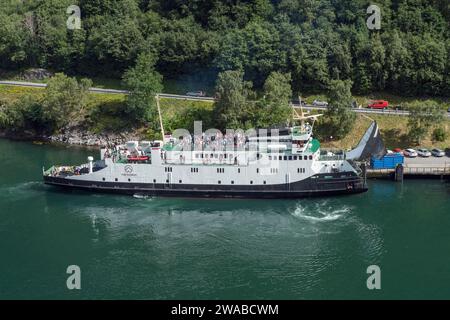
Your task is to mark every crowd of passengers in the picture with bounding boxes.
[175,132,248,151]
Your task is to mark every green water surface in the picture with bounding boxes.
[0,138,449,299]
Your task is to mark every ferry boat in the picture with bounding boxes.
[42,109,389,198]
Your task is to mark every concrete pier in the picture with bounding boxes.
[367,157,450,180]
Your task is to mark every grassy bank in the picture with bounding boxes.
[321,114,450,150]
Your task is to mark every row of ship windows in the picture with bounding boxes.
[192,154,313,161]
[177,180,266,185]
[270,155,313,161]
[101,177,270,185]
[184,167,307,174]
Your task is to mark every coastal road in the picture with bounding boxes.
[1,80,449,118]
[0,80,129,95]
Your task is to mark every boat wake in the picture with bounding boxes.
[133,193,154,200]
[290,200,352,222]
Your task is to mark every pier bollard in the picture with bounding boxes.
[395,164,404,182]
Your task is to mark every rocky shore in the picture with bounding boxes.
[0,128,143,148]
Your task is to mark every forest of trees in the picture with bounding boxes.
[1,0,449,97]
[0,0,448,142]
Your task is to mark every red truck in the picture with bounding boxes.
[368,100,389,109]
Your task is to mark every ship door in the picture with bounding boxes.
[165,173,172,189]
[285,174,291,191]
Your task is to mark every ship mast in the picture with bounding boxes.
[291,96,323,131]
[155,94,166,141]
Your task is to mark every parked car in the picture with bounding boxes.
[431,148,445,157]
[186,91,206,97]
[446,148,450,157]
[404,148,418,157]
[312,100,329,107]
[393,148,403,154]
[417,148,431,157]
[292,99,307,106]
[368,100,389,109]
[447,107,450,113]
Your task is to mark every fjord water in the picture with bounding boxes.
[1,139,450,300]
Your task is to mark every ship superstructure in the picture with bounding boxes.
[43,125,368,198]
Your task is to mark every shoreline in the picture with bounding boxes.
[0,129,140,149]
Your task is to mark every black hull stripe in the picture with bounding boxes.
[43,176,368,199]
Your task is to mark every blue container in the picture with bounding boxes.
[371,154,404,169]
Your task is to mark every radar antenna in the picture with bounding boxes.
[291,96,323,130]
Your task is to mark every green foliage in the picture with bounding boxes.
[34,0,87,71]
[406,101,445,144]
[41,73,92,130]
[0,95,44,132]
[0,13,30,68]
[255,72,292,128]
[213,70,255,130]
[122,52,163,124]
[432,127,447,142]
[1,0,448,97]
[320,79,356,140]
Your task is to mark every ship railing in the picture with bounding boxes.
[319,155,345,161]
[43,166,56,176]
[348,160,363,175]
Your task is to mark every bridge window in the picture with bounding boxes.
[289,156,293,160]
[218,181,221,184]
[284,156,288,161]
[309,156,313,160]
[304,156,308,160]
[102,178,105,181]
[115,178,118,182]
[153,179,156,183]
[231,181,234,185]
[179,180,182,183]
